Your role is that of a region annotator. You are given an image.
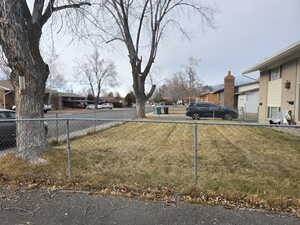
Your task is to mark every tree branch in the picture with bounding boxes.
[41,1,91,26]
[53,2,92,12]
[32,0,45,24]
[146,84,156,99]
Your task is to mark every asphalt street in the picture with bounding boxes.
[45,107,152,139]
[0,190,299,225]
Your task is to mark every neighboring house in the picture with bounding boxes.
[199,92,219,104]
[243,40,300,124]
[0,80,86,109]
[99,96,125,104]
[0,80,14,109]
[236,82,259,119]
[86,96,125,107]
[202,72,259,119]
[55,92,86,109]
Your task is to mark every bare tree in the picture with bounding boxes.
[160,58,211,102]
[97,0,215,118]
[78,48,118,107]
[0,1,91,161]
[45,46,66,91]
[164,72,189,102]
[184,57,203,98]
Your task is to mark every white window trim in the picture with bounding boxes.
[267,106,281,119]
[269,67,281,81]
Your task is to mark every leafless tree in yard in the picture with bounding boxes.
[96,0,215,118]
[78,48,118,107]
[0,1,91,161]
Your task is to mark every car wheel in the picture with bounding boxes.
[224,113,232,120]
[192,113,200,120]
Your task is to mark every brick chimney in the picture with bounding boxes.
[224,71,235,108]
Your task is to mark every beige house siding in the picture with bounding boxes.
[259,59,300,123]
[258,71,269,123]
[239,83,259,93]
[267,79,282,107]
[281,60,298,120]
[296,58,300,122]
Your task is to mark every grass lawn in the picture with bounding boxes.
[1,122,300,211]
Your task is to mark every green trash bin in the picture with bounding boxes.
[156,106,162,114]
[163,106,169,114]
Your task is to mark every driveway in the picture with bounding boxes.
[0,189,299,225]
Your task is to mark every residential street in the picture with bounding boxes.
[0,190,299,225]
[46,107,144,120]
[45,107,153,138]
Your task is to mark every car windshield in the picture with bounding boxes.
[0,111,16,119]
[5,112,16,119]
[223,106,232,110]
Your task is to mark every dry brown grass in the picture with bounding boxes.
[1,122,300,211]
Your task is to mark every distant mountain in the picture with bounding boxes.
[235,75,258,86]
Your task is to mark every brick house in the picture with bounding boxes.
[0,80,86,109]
[243,41,300,124]
[0,80,15,109]
[199,92,219,105]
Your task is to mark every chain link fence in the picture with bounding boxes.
[1,118,300,186]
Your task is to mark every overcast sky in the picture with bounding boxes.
[4,0,300,96]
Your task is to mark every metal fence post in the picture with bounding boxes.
[193,124,199,185]
[55,113,59,143]
[94,109,97,132]
[66,119,72,178]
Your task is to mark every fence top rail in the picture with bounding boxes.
[1,118,300,128]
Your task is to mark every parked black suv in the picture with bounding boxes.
[0,109,16,149]
[0,109,48,150]
[186,102,238,120]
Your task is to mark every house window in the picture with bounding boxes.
[267,106,281,118]
[269,67,281,81]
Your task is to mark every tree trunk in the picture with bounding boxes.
[0,1,49,161]
[136,97,146,118]
[15,72,48,160]
[132,70,147,118]
[11,60,49,161]
[132,69,155,118]
[95,96,99,109]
